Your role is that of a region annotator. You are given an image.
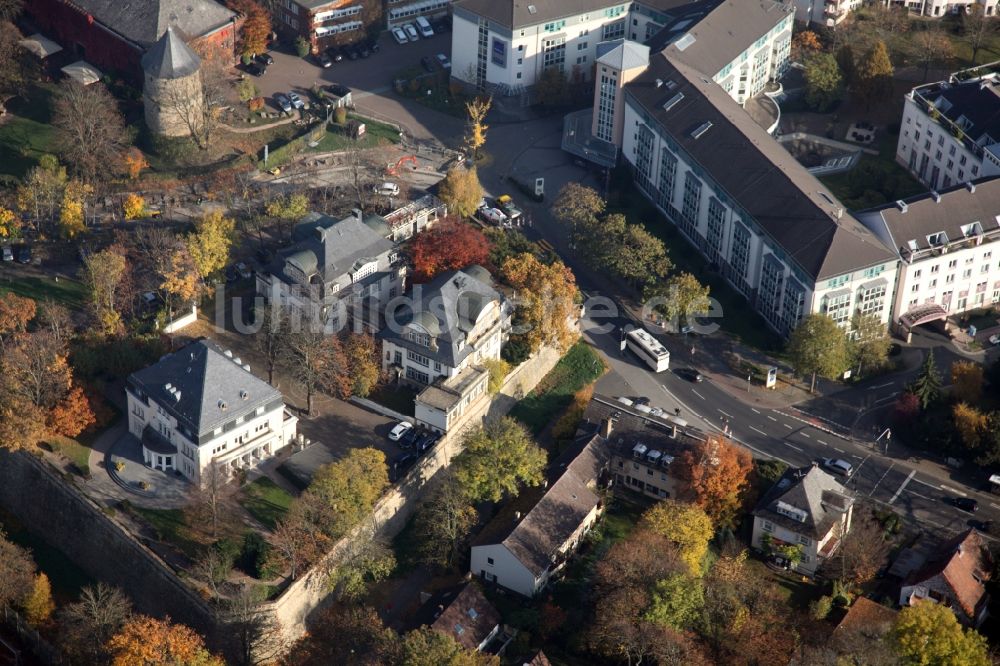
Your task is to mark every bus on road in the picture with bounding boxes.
[625,328,670,372]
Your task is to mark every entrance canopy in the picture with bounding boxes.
[899,303,948,331]
[19,33,62,59]
[61,60,103,86]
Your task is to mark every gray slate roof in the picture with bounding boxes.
[70,0,235,47]
[273,212,395,284]
[625,52,897,280]
[922,77,1000,148]
[754,464,854,539]
[596,39,650,71]
[129,339,282,438]
[382,267,502,369]
[857,178,1000,256]
[141,27,201,79]
[454,0,626,30]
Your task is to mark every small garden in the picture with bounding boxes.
[0,83,58,182]
[0,274,88,311]
[238,477,294,530]
[817,131,924,210]
[393,66,471,118]
[507,341,606,434]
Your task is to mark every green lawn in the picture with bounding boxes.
[366,384,417,417]
[310,114,402,152]
[131,507,203,559]
[0,85,57,180]
[818,132,925,211]
[239,477,294,531]
[508,342,606,434]
[44,435,92,477]
[393,67,469,118]
[0,274,88,311]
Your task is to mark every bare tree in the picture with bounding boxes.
[187,460,239,539]
[223,583,285,666]
[52,80,128,183]
[964,4,999,66]
[284,326,348,416]
[37,299,75,345]
[58,582,133,663]
[822,511,891,587]
[253,303,286,385]
[190,546,233,602]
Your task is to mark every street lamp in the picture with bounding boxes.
[747,373,751,393]
[876,427,892,455]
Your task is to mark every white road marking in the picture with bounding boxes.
[905,488,933,501]
[800,432,811,439]
[783,423,793,429]
[749,426,767,436]
[889,470,916,504]
[940,484,967,497]
[911,477,938,489]
[868,382,894,391]
[992,503,1000,510]
[691,389,706,401]
[718,409,733,418]
[817,439,829,446]
[834,447,845,453]
[751,408,761,414]
[785,442,803,452]
[874,395,898,405]
[851,454,863,459]
[767,416,778,422]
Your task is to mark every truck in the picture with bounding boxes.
[496,194,523,224]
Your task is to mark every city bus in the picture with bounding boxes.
[625,328,670,373]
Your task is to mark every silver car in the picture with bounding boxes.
[822,458,853,477]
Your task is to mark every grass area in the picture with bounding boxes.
[44,435,92,477]
[0,84,57,180]
[131,507,203,560]
[0,274,88,311]
[508,342,606,434]
[817,132,925,211]
[0,508,94,602]
[239,477,294,531]
[366,384,417,417]
[393,67,470,118]
[309,114,402,152]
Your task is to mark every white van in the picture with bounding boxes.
[415,16,434,38]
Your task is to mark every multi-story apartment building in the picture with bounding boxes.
[593,40,650,145]
[365,194,448,243]
[855,178,1000,340]
[617,51,898,335]
[256,210,405,333]
[887,0,996,17]
[896,64,1000,192]
[126,339,298,485]
[380,265,508,386]
[386,0,452,28]
[273,0,381,52]
[788,0,863,27]
[751,464,854,575]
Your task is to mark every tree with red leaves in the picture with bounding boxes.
[678,435,753,529]
[408,217,491,283]
[49,385,95,438]
[228,0,271,57]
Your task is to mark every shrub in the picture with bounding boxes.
[114,461,126,472]
[248,97,265,113]
[295,36,310,58]
[239,532,275,579]
[502,338,532,366]
[809,595,833,621]
[213,537,241,569]
[333,106,348,124]
[139,481,150,490]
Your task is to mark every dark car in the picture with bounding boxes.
[246,61,267,77]
[970,519,993,533]
[346,45,360,60]
[954,497,979,512]
[420,55,435,72]
[256,52,274,65]
[274,93,293,113]
[634,396,651,406]
[397,427,420,449]
[390,453,417,481]
[415,432,439,454]
[367,39,380,53]
[319,51,332,68]
[434,16,451,32]
[327,83,351,98]
[16,246,31,264]
[676,367,704,383]
[327,47,343,63]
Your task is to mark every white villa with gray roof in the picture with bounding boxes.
[126,339,298,485]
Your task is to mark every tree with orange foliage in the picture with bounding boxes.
[502,252,580,353]
[228,0,271,57]
[0,292,36,349]
[408,217,492,282]
[48,385,95,438]
[121,147,148,180]
[678,435,753,528]
[106,615,223,666]
[792,30,822,59]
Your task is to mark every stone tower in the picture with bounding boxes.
[141,27,203,138]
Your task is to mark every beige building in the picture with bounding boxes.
[141,27,204,138]
[593,40,650,146]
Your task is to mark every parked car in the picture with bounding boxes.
[436,53,451,69]
[1,246,12,262]
[415,432,440,454]
[397,427,420,449]
[403,23,419,41]
[319,51,332,68]
[990,334,1000,346]
[970,518,993,533]
[392,26,408,44]
[374,181,400,196]
[390,453,418,481]
[357,42,370,58]
[822,458,853,477]
[141,291,160,307]
[495,194,521,222]
[367,39,380,53]
[16,246,30,264]
[478,206,508,225]
[388,421,414,441]
[326,47,343,62]
[246,61,266,77]
[433,15,451,32]
[256,52,274,65]
[235,262,252,279]
[954,497,979,513]
[287,92,305,109]
[415,16,435,38]
[420,55,435,72]
[274,93,292,113]
[346,45,360,60]
[676,367,704,382]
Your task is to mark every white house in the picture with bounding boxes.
[256,210,405,333]
[619,51,899,336]
[471,434,608,596]
[126,339,298,485]
[751,464,854,575]
[886,0,997,17]
[895,65,1000,193]
[787,0,863,27]
[855,178,1000,340]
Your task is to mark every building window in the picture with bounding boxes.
[706,198,726,259]
[602,19,625,40]
[729,224,751,284]
[542,37,566,70]
[543,19,566,32]
[405,367,429,384]
[487,557,494,565]
[407,350,430,367]
[762,520,774,532]
[680,172,702,239]
[798,534,811,546]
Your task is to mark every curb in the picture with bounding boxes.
[773,408,851,442]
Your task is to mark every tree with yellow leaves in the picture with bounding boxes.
[106,615,224,666]
[953,402,988,451]
[59,180,92,239]
[642,500,713,576]
[161,248,200,311]
[892,601,990,666]
[187,210,236,282]
[80,247,128,336]
[21,572,55,626]
[464,96,491,161]
[0,206,21,240]
[123,193,146,220]
[122,147,149,180]
[502,252,580,353]
[951,360,984,405]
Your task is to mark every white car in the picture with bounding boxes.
[436,53,451,69]
[388,421,413,441]
[1,246,12,262]
[287,92,305,109]
[392,26,408,44]
[403,23,420,41]
[479,206,508,225]
[415,16,435,38]
[374,181,400,196]
[990,334,1000,346]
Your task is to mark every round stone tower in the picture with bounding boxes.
[141,27,204,138]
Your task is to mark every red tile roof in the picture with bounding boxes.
[907,529,992,619]
[834,597,897,636]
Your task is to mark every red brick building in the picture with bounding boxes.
[25,0,239,81]
[273,0,381,53]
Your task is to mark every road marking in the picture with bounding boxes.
[992,503,1000,510]
[751,408,761,414]
[691,389,706,401]
[718,409,733,418]
[784,442,803,452]
[851,454,863,459]
[874,395,897,405]
[817,439,829,446]
[749,426,767,436]
[888,469,915,504]
[834,447,845,453]
[940,484,967,497]
[767,415,778,422]
[911,477,938,489]
[905,488,933,501]
[783,423,793,429]
[870,462,896,497]
[868,382,894,391]
[800,432,811,439]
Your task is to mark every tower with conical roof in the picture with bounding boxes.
[141,27,204,138]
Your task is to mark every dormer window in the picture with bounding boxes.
[926,232,947,246]
[961,222,983,238]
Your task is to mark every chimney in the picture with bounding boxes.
[655,78,664,88]
[930,190,941,203]
[895,200,908,213]
[966,181,977,194]
[601,417,614,439]
[352,208,363,221]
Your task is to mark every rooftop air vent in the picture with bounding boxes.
[233,357,242,366]
[240,390,249,400]
[218,400,228,411]
[930,190,941,203]
[165,383,173,391]
[224,350,233,358]
[243,364,251,372]
[675,32,695,51]
[174,390,181,402]
[895,200,908,213]
[690,121,712,139]
[662,91,684,112]
[528,4,537,13]
[966,181,977,193]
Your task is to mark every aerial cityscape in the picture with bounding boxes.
[0,0,999,663]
